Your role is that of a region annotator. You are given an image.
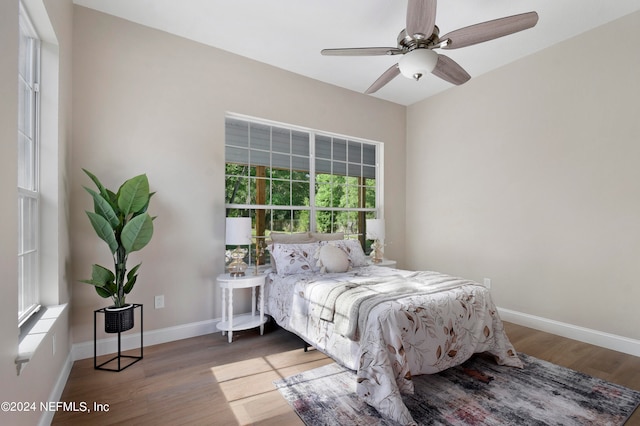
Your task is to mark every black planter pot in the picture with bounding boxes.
[104,304,135,333]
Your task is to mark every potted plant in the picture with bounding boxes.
[80,169,155,333]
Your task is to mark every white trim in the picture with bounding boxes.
[72,310,640,361]
[72,319,220,361]
[38,352,73,426]
[17,304,67,374]
[377,142,384,219]
[21,0,57,43]
[309,132,316,228]
[498,307,640,357]
[18,1,42,327]
[19,2,39,39]
[68,309,639,375]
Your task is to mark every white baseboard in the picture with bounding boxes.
[498,307,640,357]
[39,352,74,426]
[72,319,220,361]
[71,309,640,362]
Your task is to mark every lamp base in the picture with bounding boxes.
[227,249,248,277]
[370,239,384,264]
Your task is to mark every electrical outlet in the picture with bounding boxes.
[155,295,165,309]
[52,333,56,356]
[483,278,491,288]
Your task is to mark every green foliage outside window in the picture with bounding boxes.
[226,164,376,235]
[225,116,379,246]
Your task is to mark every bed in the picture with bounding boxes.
[264,237,523,425]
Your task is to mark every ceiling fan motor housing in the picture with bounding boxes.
[396,26,441,80]
[399,49,438,80]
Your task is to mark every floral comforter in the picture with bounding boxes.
[263,266,523,425]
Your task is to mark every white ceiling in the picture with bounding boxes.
[73,0,640,106]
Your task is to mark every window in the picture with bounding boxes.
[225,115,382,262]
[314,134,377,236]
[17,4,41,326]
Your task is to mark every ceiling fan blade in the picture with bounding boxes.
[431,55,471,85]
[365,64,401,94]
[406,0,437,39]
[321,47,403,56]
[440,11,538,50]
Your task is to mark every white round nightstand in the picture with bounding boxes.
[367,259,397,268]
[216,273,267,343]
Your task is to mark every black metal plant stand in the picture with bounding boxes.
[94,303,143,371]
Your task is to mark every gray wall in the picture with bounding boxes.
[70,6,407,343]
[406,10,640,340]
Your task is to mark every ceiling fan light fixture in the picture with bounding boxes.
[399,49,438,81]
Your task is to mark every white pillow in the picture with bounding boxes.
[317,244,350,273]
[329,239,369,267]
[267,233,315,273]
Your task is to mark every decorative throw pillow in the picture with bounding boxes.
[316,243,350,273]
[268,242,322,276]
[267,233,315,273]
[328,239,369,267]
[310,232,344,241]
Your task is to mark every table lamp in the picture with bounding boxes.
[366,219,385,264]
[225,217,252,277]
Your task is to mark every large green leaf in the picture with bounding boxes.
[118,174,150,216]
[94,286,111,299]
[91,263,115,284]
[86,211,118,254]
[121,213,154,253]
[126,263,141,280]
[84,187,120,229]
[106,188,118,207]
[80,264,116,299]
[123,263,141,294]
[123,274,137,294]
[83,169,111,201]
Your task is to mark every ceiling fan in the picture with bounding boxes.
[321,0,538,94]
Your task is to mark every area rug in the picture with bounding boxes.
[274,353,640,425]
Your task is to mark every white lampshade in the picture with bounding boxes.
[399,49,438,80]
[366,219,385,241]
[225,217,252,245]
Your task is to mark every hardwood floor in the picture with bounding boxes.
[53,321,640,425]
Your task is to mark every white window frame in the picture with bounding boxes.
[17,3,41,326]
[224,113,384,240]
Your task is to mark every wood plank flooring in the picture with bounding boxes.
[52,321,640,425]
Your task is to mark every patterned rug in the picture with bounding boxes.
[274,353,640,425]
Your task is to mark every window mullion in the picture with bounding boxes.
[376,143,384,219]
[33,39,41,194]
[309,132,316,232]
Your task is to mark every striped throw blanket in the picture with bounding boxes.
[311,271,480,340]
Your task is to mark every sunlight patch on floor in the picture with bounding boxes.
[210,356,273,382]
[209,347,332,425]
